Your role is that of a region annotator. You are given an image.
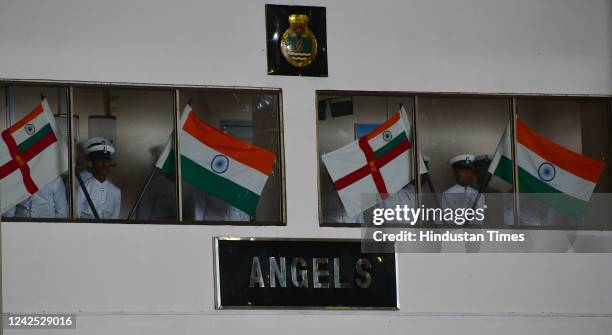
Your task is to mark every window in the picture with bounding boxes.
[317,93,416,225]
[72,87,176,222]
[0,82,285,225]
[317,91,612,230]
[417,96,512,227]
[516,98,611,229]
[178,89,283,224]
[1,85,71,221]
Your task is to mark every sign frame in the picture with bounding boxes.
[213,237,400,310]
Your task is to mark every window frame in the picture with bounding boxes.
[0,79,286,226]
[316,90,612,230]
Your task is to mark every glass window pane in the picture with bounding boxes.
[1,86,71,220]
[73,87,176,221]
[418,97,512,227]
[177,90,283,223]
[516,98,611,229]
[317,94,416,225]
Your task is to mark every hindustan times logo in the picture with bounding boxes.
[372,205,487,226]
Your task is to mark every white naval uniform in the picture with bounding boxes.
[440,184,485,225]
[190,189,250,221]
[135,174,177,220]
[381,185,416,209]
[76,171,121,219]
[2,176,68,218]
[503,196,575,227]
[377,185,416,223]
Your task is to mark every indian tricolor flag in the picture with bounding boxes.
[0,99,68,213]
[322,107,425,217]
[489,118,605,219]
[156,105,277,216]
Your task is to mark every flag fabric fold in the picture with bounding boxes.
[0,99,68,213]
[156,105,277,216]
[488,118,605,219]
[322,106,425,217]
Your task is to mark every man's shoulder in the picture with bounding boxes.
[443,184,461,194]
[105,180,121,195]
[79,171,93,181]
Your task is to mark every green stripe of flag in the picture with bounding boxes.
[493,155,514,184]
[374,131,408,159]
[517,167,586,220]
[17,124,53,153]
[493,155,586,219]
[160,152,259,216]
[160,151,175,175]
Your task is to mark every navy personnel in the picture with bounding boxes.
[135,173,177,220]
[76,137,121,219]
[189,187,250,222]
[473,154,508,226]
[378,155,432,220]
[440,154,485,224]
[2,176,68,218]
[473,154,493,192]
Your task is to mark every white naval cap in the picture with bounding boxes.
[449,154,475,168]
[83,137,115,156]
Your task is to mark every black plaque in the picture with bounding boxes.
[214,238,397,309]
[265,4,328,77]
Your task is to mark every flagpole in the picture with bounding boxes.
[67,87,78,219]
[467,100,519,225]
[469,171,492,210]
[127,166,157,220]
[409,99,442,213]
[409,100,423,214]
[510,98,521,227]
[173,90,183,222]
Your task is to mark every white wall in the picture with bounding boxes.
[1,0,611,334]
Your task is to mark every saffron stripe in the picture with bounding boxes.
[516,118,604,182]
[365,112,401,141]
[182,111,276,175]
[8,102,45,134]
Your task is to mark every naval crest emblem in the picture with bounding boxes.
[280,14,318,67]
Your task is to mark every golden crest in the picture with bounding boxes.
[280,14,318,67]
